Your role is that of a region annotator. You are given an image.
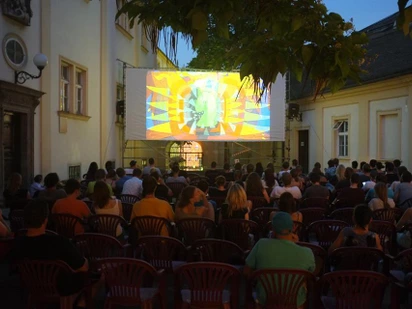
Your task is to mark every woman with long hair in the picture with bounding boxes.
[245,172,270,203]
[330,164,346,186]
[175,186,214,221]
[262,168,279,193]
[369,182,395,211]
[270,192,302,223]
[84,162,98,181]
[93,181,124,237]
[329,204,382,254]
[290,169,303,191]
[222,183,251,220]
[3,173,30,201]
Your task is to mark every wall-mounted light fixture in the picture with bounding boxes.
[15,53,48,85]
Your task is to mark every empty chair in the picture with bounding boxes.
[307,220,349,250]
[299,208,327,226]
[98,258,165,309]
[74,233,128,270]
[329,247,385,271]
[88,214,127,238]
[136,236,187,272]
[175,262,241,308]
[248,268,315,308]
[119,194,140,205]
[220,219,259,250]
[330,208,354,225]
[49,213,85,238]
[176,218,216,246]
[192,239,245,264]
[369,220,397,255]
[319,270,388,309]
[297,242,327,277]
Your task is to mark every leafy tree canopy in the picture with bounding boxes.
[118,0,411,99]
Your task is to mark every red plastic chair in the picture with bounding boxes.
[319,270,388,309]
[330,207,354,225]
[121,202,134,223]
[73,233,128,271]
[17,260,89,309]
[88,214,128,238]
[369,220,397,255]
[191,239,245,264]
[250,207,277,226]
[49,213,85,238]
[119,194,140,205]
[220,219,259,250]
[299,208,327,226]
[98,258,166,309]
[248,196,269,209]
[136,236,187,273]
[297,242,327,277]
[248,268,315,308]
[329,247,385,271]
[301,197,329,209]
[372,208,401,222]
[176,218,216,246]
[167,182,187,200]
[130,216,173,244]
[307,220,349,250]
[14,229,58,237]
[175,262,241,308]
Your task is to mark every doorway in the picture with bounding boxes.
[298,130,309,174]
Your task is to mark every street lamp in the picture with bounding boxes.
[15,53,48,85]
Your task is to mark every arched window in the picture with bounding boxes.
[167,141,203,171]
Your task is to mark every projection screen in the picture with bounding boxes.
[125,69,285,141]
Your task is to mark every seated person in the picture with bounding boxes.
[362,170,377,192]
[130,175,175,236]
[205,161,222,185]
[245,172,270,204]
[365,173,394,203]
[208,175,228,198]
[115,168,132,194]
[394,171,412,207]
[52,179,91,234]
[0,208,11,238]
[221,183,251,220]
[244,212,315,308]
[29,174,44,198]
[368,182,395,211]
[270,192,302,223]
[271,173,302,200]
[303,173,329,199]
[151,171,173,200]
[175,186,214,221]
[87,169,114,197]
[196,180,217,211]
[11,199,89,297]
[166,164,188,185]
[122,168,143,198]
[335,173,365,207]
[3,172,30,202]
[328,204,382,254]
[37,173,67,205]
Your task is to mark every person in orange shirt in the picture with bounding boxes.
[52,179,91,234]
[130,175,175,236]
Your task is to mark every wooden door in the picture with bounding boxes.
[298,130,309,174]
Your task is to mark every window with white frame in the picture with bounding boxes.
[116,0,131,32]
[60,59,87,115]
[334,120,349,157]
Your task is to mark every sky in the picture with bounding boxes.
[169,0,400,67]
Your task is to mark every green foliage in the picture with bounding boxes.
[117,0,373,99]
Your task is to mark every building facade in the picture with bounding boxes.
[289,12,412,171]
[0,0,157,192]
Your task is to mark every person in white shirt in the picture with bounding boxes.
[271,173,302,200]
[122,168,143,198]
[142,158,161,176]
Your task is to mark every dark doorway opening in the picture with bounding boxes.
[3,112,22,185]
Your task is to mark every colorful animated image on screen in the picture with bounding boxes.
[146,71,270,141]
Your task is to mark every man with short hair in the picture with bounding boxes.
[12,199,89,296]
[142,158,161,176]
[244,212,315,307]
[122,168,143,198]
[385,162,399,185]
[241,163,255,182]
[303,173,329,199]
[362,170,377,191]
[52,179,91,234]
[369,159,377,171]
[359,163,372,184]
[130,175,175,236]
[87,169,113,196]
[336,173,365,207]
[205,161,222,184]
[352,160,359,173]
[324,159,336,180]
[115,168,132,193]
[125,160,137,176]
[278,161,290,179]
